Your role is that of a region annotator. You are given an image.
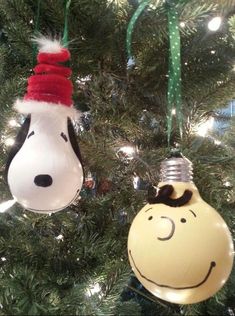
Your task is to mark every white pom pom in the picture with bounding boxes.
[32,36,63,53]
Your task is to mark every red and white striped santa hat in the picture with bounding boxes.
[14,37,78,118]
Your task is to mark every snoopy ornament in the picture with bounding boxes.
[6,38,84,213]
[128,153,234,304]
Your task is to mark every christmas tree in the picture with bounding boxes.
[0,0,235,315]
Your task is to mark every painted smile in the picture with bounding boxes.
[129,250,216,290]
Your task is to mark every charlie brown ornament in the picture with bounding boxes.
[128,153,234,304]
[5,37,84,213]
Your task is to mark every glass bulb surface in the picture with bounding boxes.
[7,113,83,213]
[128,182,234,304]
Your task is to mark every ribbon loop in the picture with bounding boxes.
[126,0,151,65]
[126,0,184,147]
[62,0,72,48]
[32,0,41,63]
[167,3,182,145]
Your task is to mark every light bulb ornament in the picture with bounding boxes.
[126,0,233,304]
[5,37,84,213]
[128,153,234,304]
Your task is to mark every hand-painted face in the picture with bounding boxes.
[6,113,84,213]
[128,182,234,304]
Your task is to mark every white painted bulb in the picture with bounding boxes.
[6,113,84,213]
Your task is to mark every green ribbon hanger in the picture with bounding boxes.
[166,0,182,145]
[33,0,72,61]
[62,0,72,48]
[32,0,41,63]
[126,0,151,66]
[126,0,186,146]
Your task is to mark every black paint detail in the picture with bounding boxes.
[159,185,174,197]
[60,132,68,142]
[129,250,216,290]
[145,207,153,213]
[34,174,53,187]
[67,118,84,172]
[5,115,31,180]
[189,209,197,217]
[147,184,193,207]
[165,190,192,207]
[27,131,35,138]
[157,216,175,240]
[181,218,186,223]
[148,216,153,220]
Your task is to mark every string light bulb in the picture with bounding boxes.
[116,145,137,161]
[171,108,176,115]
[214,139,221,145]
[120,146,135,156]
[55,234,64,241]
[224,181,231,187]
[8,119,18,127]
[196,117,214,137]
[0,199,16,213]
[86,283,102,298]
[5,138,15,146]
[208,17,222,32]
[133,174,140,190]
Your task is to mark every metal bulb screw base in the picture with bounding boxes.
[160,153,193,183]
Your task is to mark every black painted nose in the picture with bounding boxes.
[34,174,53,187]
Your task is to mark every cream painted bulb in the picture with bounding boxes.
[128,155,234,304]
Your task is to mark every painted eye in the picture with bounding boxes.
[181,218,186,223]
[27,131,35,138]
[60,132,68,142]
[148,216,153,220]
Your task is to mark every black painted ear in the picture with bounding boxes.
[67,118,83,165]
[5,115,31,180]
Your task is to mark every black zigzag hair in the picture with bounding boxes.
[148,184,192,207]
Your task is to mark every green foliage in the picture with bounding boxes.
[0,0,234,315]
[228,14,235,40]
